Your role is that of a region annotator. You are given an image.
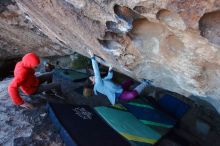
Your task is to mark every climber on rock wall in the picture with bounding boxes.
[8,52,62,109]
[88,50,152,105]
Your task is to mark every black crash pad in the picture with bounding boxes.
[47,103,131,146]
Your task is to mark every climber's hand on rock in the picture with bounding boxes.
[20,102,34,109]
[109,65,113,71]
[88,50,94,57]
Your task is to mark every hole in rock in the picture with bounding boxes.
[106,20,132,33]
[131,18,165,38]
[103,31,121,40]
[156,9,186,30]
[114,4,137,23]
[103,31,127,44]
[106,5,144,33]
[199,10,220,46]
[133,6,148,14]
[156,9,172,20]
[106,21,119,32]
[126,17,176,57]
[98,39,123,51]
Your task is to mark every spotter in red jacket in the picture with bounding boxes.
[8,53,40,105]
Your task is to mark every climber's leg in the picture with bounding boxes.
[119,90,138,101]
[119,79,152,101]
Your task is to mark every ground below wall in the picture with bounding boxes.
[0,79,64,146]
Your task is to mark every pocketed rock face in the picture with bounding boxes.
[0,0,70,60]
[3,0,220,112]
[199,10,220,46]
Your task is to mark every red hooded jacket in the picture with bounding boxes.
[8,53,40,105]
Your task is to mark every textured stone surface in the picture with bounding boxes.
[0,0,71,60]
[0,0,220,112]
[13,0,220,112]
[0,79,64,146]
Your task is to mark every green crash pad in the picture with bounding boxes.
[111,103,174,136]
[95,106,161,145]
[54,69,89,82]
[123,100,177,136]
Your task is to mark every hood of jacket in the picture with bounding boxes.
[22,52,40,68]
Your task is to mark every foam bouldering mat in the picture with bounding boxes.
[95,106,161,145]
[74,87,84,95]
[47,103,131,146]
[123,101,176,128]
[53,69,89,82]
[122,101,177,136]
[109,102,175,136]
[158,95,189,119]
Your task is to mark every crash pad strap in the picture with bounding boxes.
[123,102,176,127]
[120,132,157,144]
[140,120,173,128]
[128,102,154,110]
[113,104,128,110]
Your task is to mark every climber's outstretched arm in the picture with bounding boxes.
[89,50,101,83]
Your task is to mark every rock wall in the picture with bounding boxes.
[2,0,220,112]
[0,0,70,60]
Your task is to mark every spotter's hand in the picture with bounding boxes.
[20,101,34,109]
